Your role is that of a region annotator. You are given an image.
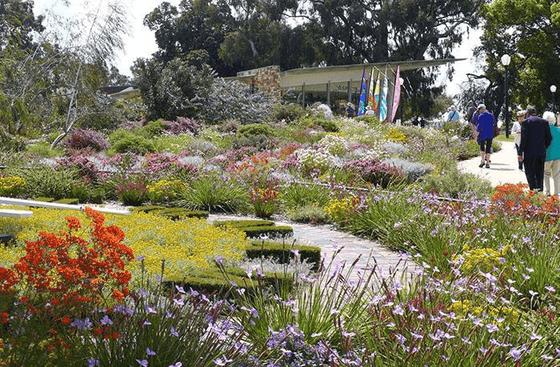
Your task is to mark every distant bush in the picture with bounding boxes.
[238,124,274,137]
[162,116,200,135]
[343,159,406,188]
[268,103,306,123]
[110,130,155,155]
[382,158,434,182]
[62,128,109,151]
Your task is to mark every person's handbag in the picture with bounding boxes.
[493,124,500,137]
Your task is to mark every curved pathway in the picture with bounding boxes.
[209,141,525,282]
[208,214,419,282]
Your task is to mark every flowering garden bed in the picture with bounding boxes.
[0,111,558,365]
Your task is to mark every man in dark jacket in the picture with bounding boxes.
[518,105,553,192]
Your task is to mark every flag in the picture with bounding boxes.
[367,68,375,109]
[373,74,381,112]
[357,67,367,116]
[379,66,388,122]
[390,65,401,123]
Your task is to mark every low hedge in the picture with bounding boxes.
[162,266,293,297]
[213,219,293,239]
[247,240,321,271]
[213,219,275,228]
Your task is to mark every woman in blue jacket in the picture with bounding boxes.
[476,104,496,168]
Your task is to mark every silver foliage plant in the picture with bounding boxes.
[201,78,274,125]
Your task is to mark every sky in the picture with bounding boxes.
[32,0,481,96]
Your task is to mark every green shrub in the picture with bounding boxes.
[281,183,331,211]
[214,219,275,228]
[174,174,250,213]
[237,124,274,137]
[243,225,293,239]
[53,198,79,204]
[6,166,78,199]
[137,119,167,138]
[230,133,276,151]
[25,142,64,158]
[112,134,155,155]
[247,240,321,271]
[154,208,209,220]
[420,167,493,199]
[268,103,306,123]
[287,204,329,224]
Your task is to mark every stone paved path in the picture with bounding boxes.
[208,214,420,282]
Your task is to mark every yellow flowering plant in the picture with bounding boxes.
[0,176,26,197]
[0,208,249,283]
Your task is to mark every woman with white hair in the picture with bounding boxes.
[544,111,560,197]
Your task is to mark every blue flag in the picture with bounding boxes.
[357,68,367,116]
[380,66,388,122]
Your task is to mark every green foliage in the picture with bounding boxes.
[281,183,331,211]
[24,142,63,158]
[138,119,167,137]
[420,167,494,199]
[286,204,330,225]
[247,240,321,271]
[238,123,274,137]
[109,130,155,155]
[268,103,306,123]
[131,57,215,121]
[214,219,275,228]
[174,174,249,213]
[5,166,78,199]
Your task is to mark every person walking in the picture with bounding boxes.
[476,104,496,168]
[543,111,560,197]
[466,100,475,125]
[511,110,525,171]
[518,105,553,192]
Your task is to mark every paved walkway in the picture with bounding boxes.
[208,214,417,282]
[457,140,527,187]
[209,140,527,282]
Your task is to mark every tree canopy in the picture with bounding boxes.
[143,0,483,118]
[468,0,560,118]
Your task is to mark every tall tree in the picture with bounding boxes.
[475,0,560,116]
[0,0,45,51]
[302,0,483,115]
[144,0,235,76]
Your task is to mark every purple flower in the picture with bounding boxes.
[87,358,100,367]
[137,360,148,367]
[169,363,182,367]
[136,255,146,262]
[72,318,92,330]
[100,315,113,325]
[215,256,224,264]
[509,348,523,361]
[175,285,186,294]
[170,326,179,337]
[486,323,499,333]
[146,348,156,356]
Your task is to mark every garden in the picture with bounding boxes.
[0,103,559,366]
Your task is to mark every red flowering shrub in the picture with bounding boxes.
[0,207,133,334]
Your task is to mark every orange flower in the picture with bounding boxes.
[61,316,71,325]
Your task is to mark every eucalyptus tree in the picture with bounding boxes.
[474,0,560,115]
[0,0,131,148]
[0,0,45,51]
